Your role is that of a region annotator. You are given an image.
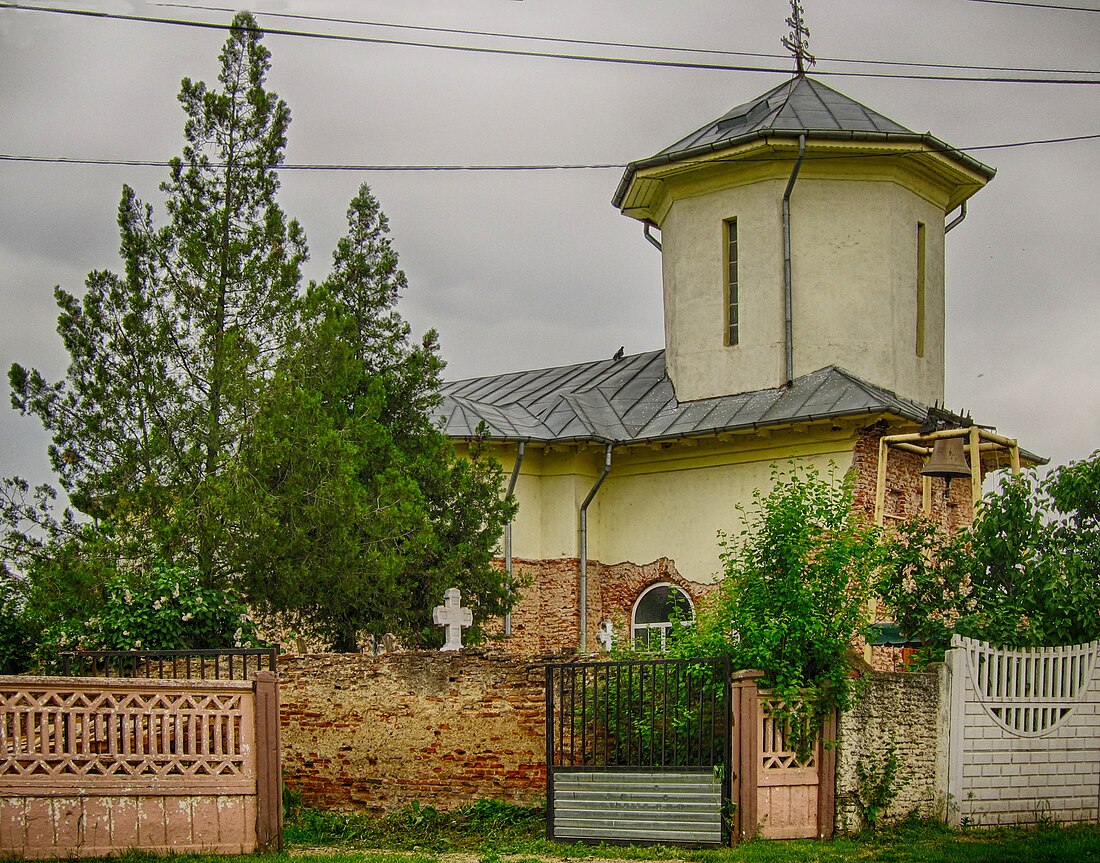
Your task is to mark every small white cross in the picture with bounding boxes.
[597,620,615,653]
[433,587,473,651]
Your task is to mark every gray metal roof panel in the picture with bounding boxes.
[438,350,927,444]
[613,77,995,208]
[653,77,911,159]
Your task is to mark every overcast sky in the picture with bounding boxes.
[1,0,1098,494]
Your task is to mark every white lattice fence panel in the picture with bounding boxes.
[947,636,1100,827]
[960,636,1099,737]
[0,680,253,781]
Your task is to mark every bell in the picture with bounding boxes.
[922,437,971,496]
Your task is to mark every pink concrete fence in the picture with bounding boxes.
[0,672,281,859]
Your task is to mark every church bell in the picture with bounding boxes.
[921,437,971,495]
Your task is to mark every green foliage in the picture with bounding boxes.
[853,741,902,831]
[32,562,260,668]
[282,798,545,852]
[3,19,514,654]
[881,452,1100,659]
[0,569,32,673]
[226,187,515,650]
[668,463,879,757]
[574,659,729,767]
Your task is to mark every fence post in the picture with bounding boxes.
[817,706,837,839]
[731,670,764,842]
[252,670,283,852]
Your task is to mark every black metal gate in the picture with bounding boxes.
[546,656,731,846]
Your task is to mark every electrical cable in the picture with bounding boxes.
[2,3,1099,85]
[154,2,1100,76]
[2,133,1096,173]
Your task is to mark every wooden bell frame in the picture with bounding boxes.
[873,426,1022,526]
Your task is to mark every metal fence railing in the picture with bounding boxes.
[546,656,731,769]
[545,656,731,846]
[58,648,278,680]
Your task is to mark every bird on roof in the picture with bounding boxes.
[612,346,625,361]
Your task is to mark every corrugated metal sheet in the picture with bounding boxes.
[552,770,723,846]
[439,349,927,444]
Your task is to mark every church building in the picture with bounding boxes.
[438,75,1039,658]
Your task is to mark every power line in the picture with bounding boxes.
[2,3,1099,85]
[156,2,1100,76]
[2,133,1096,173]
[959,0,1100,12]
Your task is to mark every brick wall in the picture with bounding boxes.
[491,557,713,656]
[279,651,551,813]
[851,426,976,531]
[835,668,950,832]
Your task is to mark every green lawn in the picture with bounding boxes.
[79,806,1100,863]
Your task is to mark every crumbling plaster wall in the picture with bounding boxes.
[835,668,950,832]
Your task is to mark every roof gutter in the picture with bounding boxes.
[578,444,613,654]
[613,129,995,209]
[503,441,525,638]
[783,134,807,387]
[945,201,967,234]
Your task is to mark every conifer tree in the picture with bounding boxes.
[5,13,306,584]
[229,186,515,650]
[3,18,515,653]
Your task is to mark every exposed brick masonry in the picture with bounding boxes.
[490,557,713,655]
[279,651,551,813]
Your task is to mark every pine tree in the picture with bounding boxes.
[6,13,306,584]
[229,186,515,650]
[4,23,515,653]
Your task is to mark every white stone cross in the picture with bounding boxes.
[597,620,615,653]
[433,587,473,651]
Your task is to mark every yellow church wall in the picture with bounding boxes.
[651,155,951,407]
[479,424,862,585]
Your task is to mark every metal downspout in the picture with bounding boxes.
[644,221,662,252]
[945,201,968,234]
[579,444,613,654]
[783,134,807,387]
[503,441,525,637]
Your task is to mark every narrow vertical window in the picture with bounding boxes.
[916,222,926,357]
[726,218,739,346]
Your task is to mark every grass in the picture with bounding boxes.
[51,805,1100,862]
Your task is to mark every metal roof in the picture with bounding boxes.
[612,76,995,209]
[439,349,928,444]
[656,76,912,156]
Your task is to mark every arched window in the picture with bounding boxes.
[631,583,694,650]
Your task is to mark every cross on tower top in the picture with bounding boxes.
[782,0,816,76]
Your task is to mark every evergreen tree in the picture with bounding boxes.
[5,13,306,585]
[229,187,515,650]
[3,19,515,654]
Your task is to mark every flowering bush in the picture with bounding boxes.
[35,562,261,665]
[881,452,1100,661]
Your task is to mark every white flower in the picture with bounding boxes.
[133,640,142,649]
[152,599,163,611]
[233,627,243,647]
[181,612,193,622]
[123,589,133,605]
[172,582,180,598]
